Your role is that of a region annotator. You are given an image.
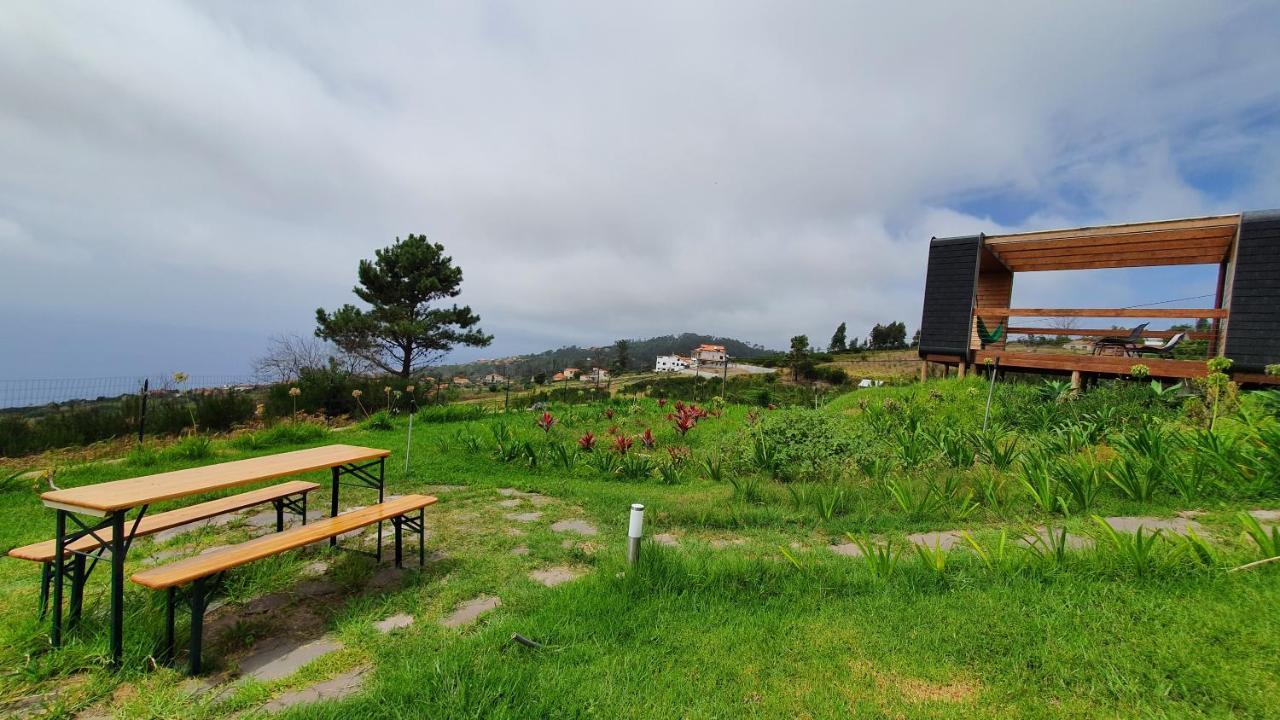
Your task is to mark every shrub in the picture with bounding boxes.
[749,408,857,476]
[362,411,394,431]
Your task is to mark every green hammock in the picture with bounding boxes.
[977,317,1005,346]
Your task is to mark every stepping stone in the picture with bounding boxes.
[1177,510,1208,519]
[1102,516,1203,534]
[497,488,531,497]
[526,494,555,507]
[505,528,526,537]
[263,665,368,712]
[292,580,340,599]
[440,596,501,628]
[510,546,530,556]
[240,637,343,682]
[303,560,329,576]
[830,542,863,557]
[426,484,466,493]
[496,498,523,508]
[709,537,746,548]
[652,533,679,547]
[529,566,583,587]
[506,512,542,523]
[374,613,414,633]
[1024,527,1091,550]
[1248,509,1280,524]
[906,531,963,550]
[245,510,280,529]
[551,519,597,536]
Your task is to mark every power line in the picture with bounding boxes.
[1122,293,1213,309]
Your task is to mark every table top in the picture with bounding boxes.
[41,444,389,515]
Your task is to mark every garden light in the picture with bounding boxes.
[627,503,645,565]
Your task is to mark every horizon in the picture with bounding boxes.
[3,4,1278,379]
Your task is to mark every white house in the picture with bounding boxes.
[583,367,611,383]
[655,354,691,372]
[692,344,727,366]
[480,373,506,385]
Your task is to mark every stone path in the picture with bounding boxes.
[906,530,963,550]
[653,533,679,546]
[240,637,343,682]
[506,512,542,523]
[263,666,369,713]
[441,596,501,628]
[1101,516,1203,534]
[551,519,598,536]
[510,545,530,556]
[1249,509,1280,523]
[529,566,583,587]
[374,613,414,633]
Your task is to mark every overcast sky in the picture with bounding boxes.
[2,2,1279,378]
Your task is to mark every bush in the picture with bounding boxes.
[749,407,858,477]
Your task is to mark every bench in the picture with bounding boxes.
[8,480,318,619]
[131,494,437,674]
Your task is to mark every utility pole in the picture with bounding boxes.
[721,354,729,398]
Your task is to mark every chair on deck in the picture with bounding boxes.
[1130,331,1186,360]
[1092,323,1149,356]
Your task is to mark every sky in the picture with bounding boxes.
[2,2,1279,379]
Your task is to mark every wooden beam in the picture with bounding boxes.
[1003,327,1214,341]
[984,214,1239,246]
[976,308,1228,319]
[1008,251,1228,270]
[993,236,1232,261]
[986,225,1236,253]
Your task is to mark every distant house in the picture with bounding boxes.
[552,372,566,382]
[451,376,471,387]
[692,344,727,366]
[583,367,610,383]
[857,378,884,388]
[1063,340,1094,352]
[562,368,581,379]
[480,373,506,385]
[655,354,690,372]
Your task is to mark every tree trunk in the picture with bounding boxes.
[400,345,413,378]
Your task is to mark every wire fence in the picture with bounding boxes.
[0,375,259,411]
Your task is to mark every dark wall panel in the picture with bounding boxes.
[918,235,980,357]
[1225,210,1280,373]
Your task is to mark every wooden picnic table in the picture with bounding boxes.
[41,443,390,667]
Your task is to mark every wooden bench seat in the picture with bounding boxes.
[132,494,437,674]
[8,480,320,563]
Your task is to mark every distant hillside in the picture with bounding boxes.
[435,333,776,380]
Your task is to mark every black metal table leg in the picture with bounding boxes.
[110,510,125,667]
[376,458,385,562]
[164,587,176,665]
[419,507,426,567]
[329,466,340,548]
[39,562,52,618]
[189,577,207,675]
[274,499,284,532]
[51,510,66,647]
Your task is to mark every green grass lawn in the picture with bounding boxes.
[1,379,1279,718]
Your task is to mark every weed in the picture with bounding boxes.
[1091,516,1164,578]
[914,540,950,578]
[975,430,1020,470]
[167,435,213,461]
[961,529,1015,573]
[848,534,899,580]
[884,478,942,520]
[1239,512,1280,558]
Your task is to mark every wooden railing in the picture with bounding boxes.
[973,307,1227,319]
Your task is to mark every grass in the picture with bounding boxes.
[0,379,1278,717]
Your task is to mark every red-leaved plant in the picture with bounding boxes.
[657,398,668,408]
[673,413,696,436]
[536,411,557,433]
[667,446,691,465]
[612,434,634,455]
[604,408,615,420]
[639,428,656,449]
[607,425,619,436]
[577,431,596,452]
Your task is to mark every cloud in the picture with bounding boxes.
[0,2,1277,374]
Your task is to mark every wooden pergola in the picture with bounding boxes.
[916,210,1280,386]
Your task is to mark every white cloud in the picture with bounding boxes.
[0,2,1277,373]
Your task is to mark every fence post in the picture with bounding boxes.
[137,378,149,445]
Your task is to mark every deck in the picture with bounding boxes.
[972,350,1280,386]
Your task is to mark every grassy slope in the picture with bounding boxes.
[0,382,1276,717]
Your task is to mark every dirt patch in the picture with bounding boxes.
[851,660,979,705]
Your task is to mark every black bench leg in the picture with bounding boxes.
[189,577,208,675]
[419,507,426,567]
[329,467,340,548]
[51,510,65,647]
[164,587,176,666]
[68,554,85,628]
[302,493,308,525]
[376,458,385,563]
[39,562,52,618]
[274,499,284,532]
[393,517,403,569]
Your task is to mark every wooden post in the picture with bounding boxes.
[957,362,967,379]
[919,361,928,383]
[1070,370,1082,393]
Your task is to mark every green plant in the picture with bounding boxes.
[656,459,682,485]
[619,453,654,480]
[813,485,845,522]
[974,430,1020,471]
[1169,528,1217,568]
[785,483,813,512]
[1021,524,1071,570]
[547,442,577,471]
[1106,457,1161,502]
[700,451,726,482]
[933,427,975,469]
[362,410,394,431]
[1053,454,1102,513]
[884,478,943,520]
[914,540,950,578]
[1238,512,1280,558]
[961,530,1015,573]
[520,440,540,469]
[1129,364,1150,379]
[1017,450,1063,514]
[849,534,899,580]
[1092,516,1164,578]
[167,434,213,461]
[727,474,764,504]
[1038,379,1073,403]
